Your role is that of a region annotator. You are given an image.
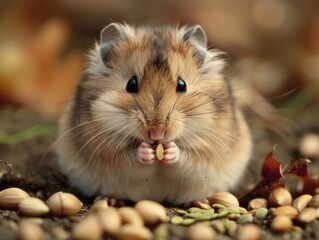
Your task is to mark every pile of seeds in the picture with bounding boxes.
[171,188,319,239]
[0,186,319,240]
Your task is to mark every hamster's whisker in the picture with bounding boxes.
[176,117,234,155]
[75,121,130,162]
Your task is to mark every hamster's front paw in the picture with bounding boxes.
[137,142,156,164]
[162,142,179,164]
[94,196,125,207]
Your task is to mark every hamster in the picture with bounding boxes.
[56,23,252,205]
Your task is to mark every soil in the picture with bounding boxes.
[0,106,319,240]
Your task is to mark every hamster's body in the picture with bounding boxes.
[57,23,252,205]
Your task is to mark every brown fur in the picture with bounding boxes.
[56,24,252,204]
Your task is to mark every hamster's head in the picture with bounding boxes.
[87,23,235,151]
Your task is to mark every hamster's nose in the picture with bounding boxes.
[149,125,165,141]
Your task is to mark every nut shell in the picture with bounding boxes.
[46,192,83,217]
[208,192,239,207]
[292,194,312,211]
[268,187,292,207]
[0,187,30,210]
[135,200,167,225]
[19,197,50,217]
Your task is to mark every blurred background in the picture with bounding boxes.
[0,4,319,239]
[0,0,319,163]
[1,0,319,117]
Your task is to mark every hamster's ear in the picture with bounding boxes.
[183,25,207,65]
[100,23,123,62]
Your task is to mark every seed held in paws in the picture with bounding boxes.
[155,143,164,160]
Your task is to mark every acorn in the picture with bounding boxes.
[268,187,292,207]
[18,197,50,217]
[46,192,83,217]
[208,192,239,207]
[0,187,30,210]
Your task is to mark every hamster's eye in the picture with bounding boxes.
[126,76,138,93]
[176,78,187,93]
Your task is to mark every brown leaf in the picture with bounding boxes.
[261,151,283,186]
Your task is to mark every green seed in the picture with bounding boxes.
[228,213,241,220]
[181,218,196,225]
[237,214,253,224]
[224,219,237,236]
[171,216,184,225]
[212,204,226,209]
[186,212,204,219]
[175,209,187,215]
[255,208,268,219]
[217,209,229,218]
[188,207,203,213]
[154,224,168,240]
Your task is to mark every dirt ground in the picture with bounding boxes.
[0,106,319,240]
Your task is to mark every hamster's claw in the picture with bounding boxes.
[137,142,156,164]
[162,142,179,164]
[94,196,125,207]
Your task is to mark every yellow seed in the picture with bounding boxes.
[156,144,164,160]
